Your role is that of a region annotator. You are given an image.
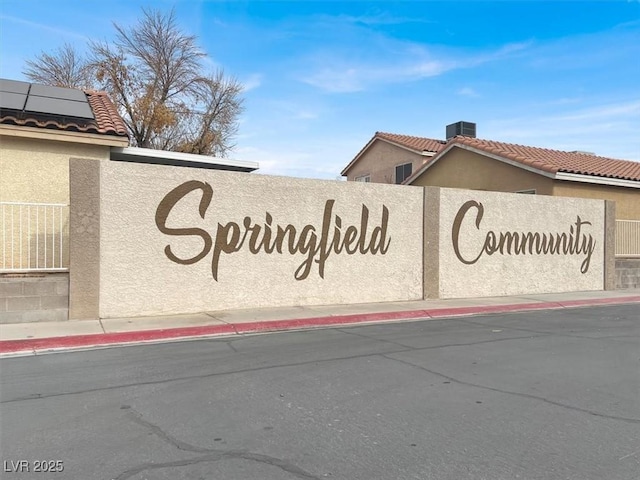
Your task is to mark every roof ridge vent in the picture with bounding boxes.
[571,150,596,156]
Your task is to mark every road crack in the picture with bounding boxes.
[380,354,640,425]
[115,408,320,480]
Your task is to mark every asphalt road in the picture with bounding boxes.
[1,304,639,480]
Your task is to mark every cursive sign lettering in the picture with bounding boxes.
[155,181,391,281]
[451,200,596,273]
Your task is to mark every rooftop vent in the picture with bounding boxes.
[446,121,476,140]
[570,150,595,156]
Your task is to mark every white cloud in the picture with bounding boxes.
[242,73,263,92]
[0,14,89,41]
[484,100,640,160]
[300,41,532,93]
[457,87,479,97]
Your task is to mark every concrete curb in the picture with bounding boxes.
[1,296,639,356]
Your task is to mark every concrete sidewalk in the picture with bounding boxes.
[1,289,639,356]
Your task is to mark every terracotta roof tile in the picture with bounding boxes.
[341,131,446,175]
[0,89,128,138]
[451,136,640,181]
[376,131,446,153]
[373,131,639,183]
[84,90,128,137]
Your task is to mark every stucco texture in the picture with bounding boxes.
[553,181,640,220]
[411,148,555,195]
[438,188,605,298]
[1,136,109,204]
[97,162,424,318]
[347,140,426,183]
[1,136,108,270]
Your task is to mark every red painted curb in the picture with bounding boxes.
[0,323,237,354]
[1,296,638,355]
[556,296,640,308]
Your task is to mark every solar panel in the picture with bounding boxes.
[0,92,27,110]
[0,78,30,95]
[30,83,87,102]
[0,78,95,120]
[25,95,94,119]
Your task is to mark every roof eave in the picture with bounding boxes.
[406,142,557,185]
[406,142,640,188]
[0,123,129,147]
[341,134,433,176]
[341,135,378,176]
[555,172,640,189]
[110,146,259,172]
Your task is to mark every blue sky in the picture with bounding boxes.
[1,1,639,178]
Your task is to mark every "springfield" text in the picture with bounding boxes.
[155,181,391,281]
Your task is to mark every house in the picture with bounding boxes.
[1,77,260,321]
[0,78,258,272]
[1,78,130,208]
[342,122,640,220]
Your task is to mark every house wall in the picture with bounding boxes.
[0,135,109,204]
[553,181,640,220]
[346,140,425,183]
[1,135,110,271]
[411,148,555,195]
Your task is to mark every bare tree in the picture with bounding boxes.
[23,43,94,89]
[157,71,244,157]
[23,8,244,157]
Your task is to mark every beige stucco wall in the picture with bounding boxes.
[346,140,426,183]
[1,135,110,270]
[553,181,640,220]
[78,161,425,318]
[411,148,555,195]
[437,188,605,298]
[0,135,109,204]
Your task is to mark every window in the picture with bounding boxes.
[395,162,412,184]
[355,174,371,182]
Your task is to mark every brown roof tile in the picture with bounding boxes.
[341,131,446,175]
[0,89,128,138]
[369,131,639,183]
[85,90,128,137]
[376,131,447,153]
[451,136,640,181]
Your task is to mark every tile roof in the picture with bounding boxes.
[341,131,446,175]
[363,131,640,183]
[0,89,128,138]
[376,132,447,154]
[84,90,128,137]
[449,136,640,182]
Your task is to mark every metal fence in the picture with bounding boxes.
[616,220,640,257]
[0,202,69,271]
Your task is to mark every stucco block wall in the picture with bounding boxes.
[347,141,425,183]
[412,149,555,195]
[71,160,425,319]
[435,188,606,298]
[553,181,640,220]
[1,136,108,270]
[0,273,69,323]
[615,258,640,289]
[0,135,109,204]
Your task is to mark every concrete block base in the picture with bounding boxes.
[0,273,69,323]
[616,258,640,289]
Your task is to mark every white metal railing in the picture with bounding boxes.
[616,220,640,257]
[0,202,69,271]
